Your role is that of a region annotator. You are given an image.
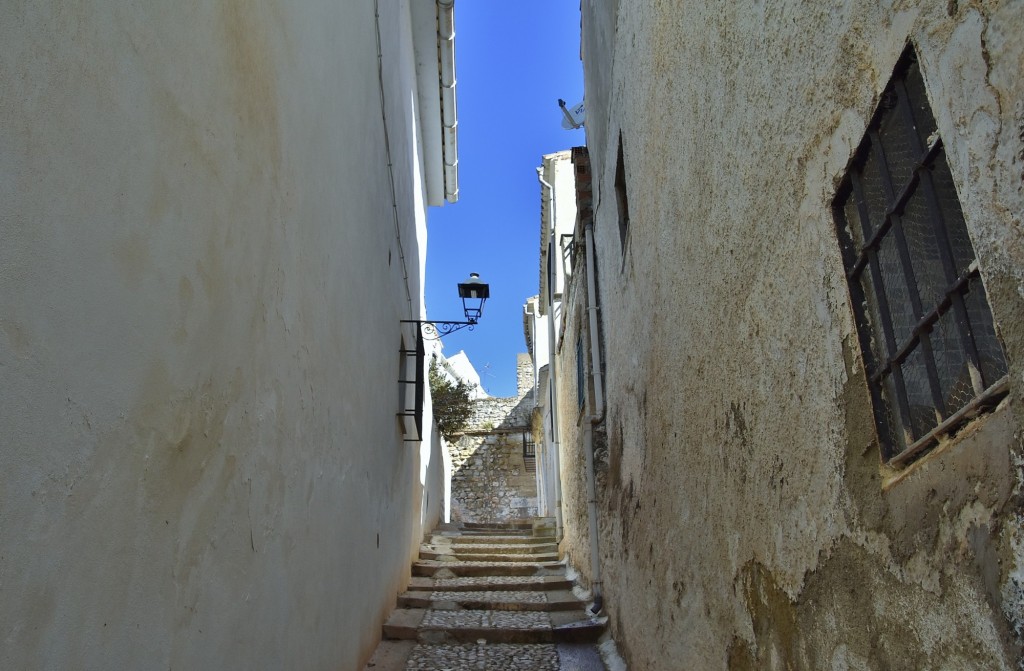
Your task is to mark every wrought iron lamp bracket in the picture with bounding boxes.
[401,319,478,340]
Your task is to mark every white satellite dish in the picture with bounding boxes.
[558,99,585,129]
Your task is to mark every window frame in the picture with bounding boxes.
[832,45,1009,466]
[576,334,586,412]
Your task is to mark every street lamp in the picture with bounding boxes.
[398,273,490,441]
[403,272,491,339]
[457,272,489,324]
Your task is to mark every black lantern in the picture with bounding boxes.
[401,272,491,339]
[457,273,490,323]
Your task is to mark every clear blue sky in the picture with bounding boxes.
[426,2,585,397]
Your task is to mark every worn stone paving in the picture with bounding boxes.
[422,610,552,630]
[445,543,552,551]
[405,642,559,670]
[421,559,557,567]
[427,590,547,603]
[433,576,549,588]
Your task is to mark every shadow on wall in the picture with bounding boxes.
[448,393,538,523]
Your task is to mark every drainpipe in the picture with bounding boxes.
[537,169,564,542]
[437,0,459,202]
[582,221,605,614]
[530,309,548,517]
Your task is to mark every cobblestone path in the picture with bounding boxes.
[364,521,608,670]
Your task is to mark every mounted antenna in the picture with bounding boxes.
[558,98,585,130]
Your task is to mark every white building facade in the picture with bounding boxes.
[526,150,581,539]
[1,1,458,668]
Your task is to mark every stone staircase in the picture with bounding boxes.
[364,520,608,670]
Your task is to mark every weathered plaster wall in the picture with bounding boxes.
[577,1,1024,669]
[0,1,441,669]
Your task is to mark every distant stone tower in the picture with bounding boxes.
[516,353,534,399]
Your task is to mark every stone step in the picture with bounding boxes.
[462,522,533,531]
[366,519,609,669]
[407,575,573,592]
[398,588,583,611]
[419,549,560,563]
[382,608,606,645]
[413,560,563,578]
[428,542,559,555]
[425,532,552,544]
[417,549,561,565]
[459,529,534,537]
[363,640,607,671]
[431,523,534,539]
[428,533,557,546]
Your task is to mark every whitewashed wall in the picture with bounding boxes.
[0,1,442,668]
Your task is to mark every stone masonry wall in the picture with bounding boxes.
[449,372,538,523]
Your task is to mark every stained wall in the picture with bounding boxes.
[573,1,1024,668]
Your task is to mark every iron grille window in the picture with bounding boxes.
[833,46,1008,465]
[576,336,586,410]
[522,432,536,473]
[522,433,536,458]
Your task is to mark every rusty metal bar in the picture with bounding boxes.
[849,172,914,455]
[868,128,947,427]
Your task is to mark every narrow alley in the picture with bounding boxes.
[3,1,1023,670]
